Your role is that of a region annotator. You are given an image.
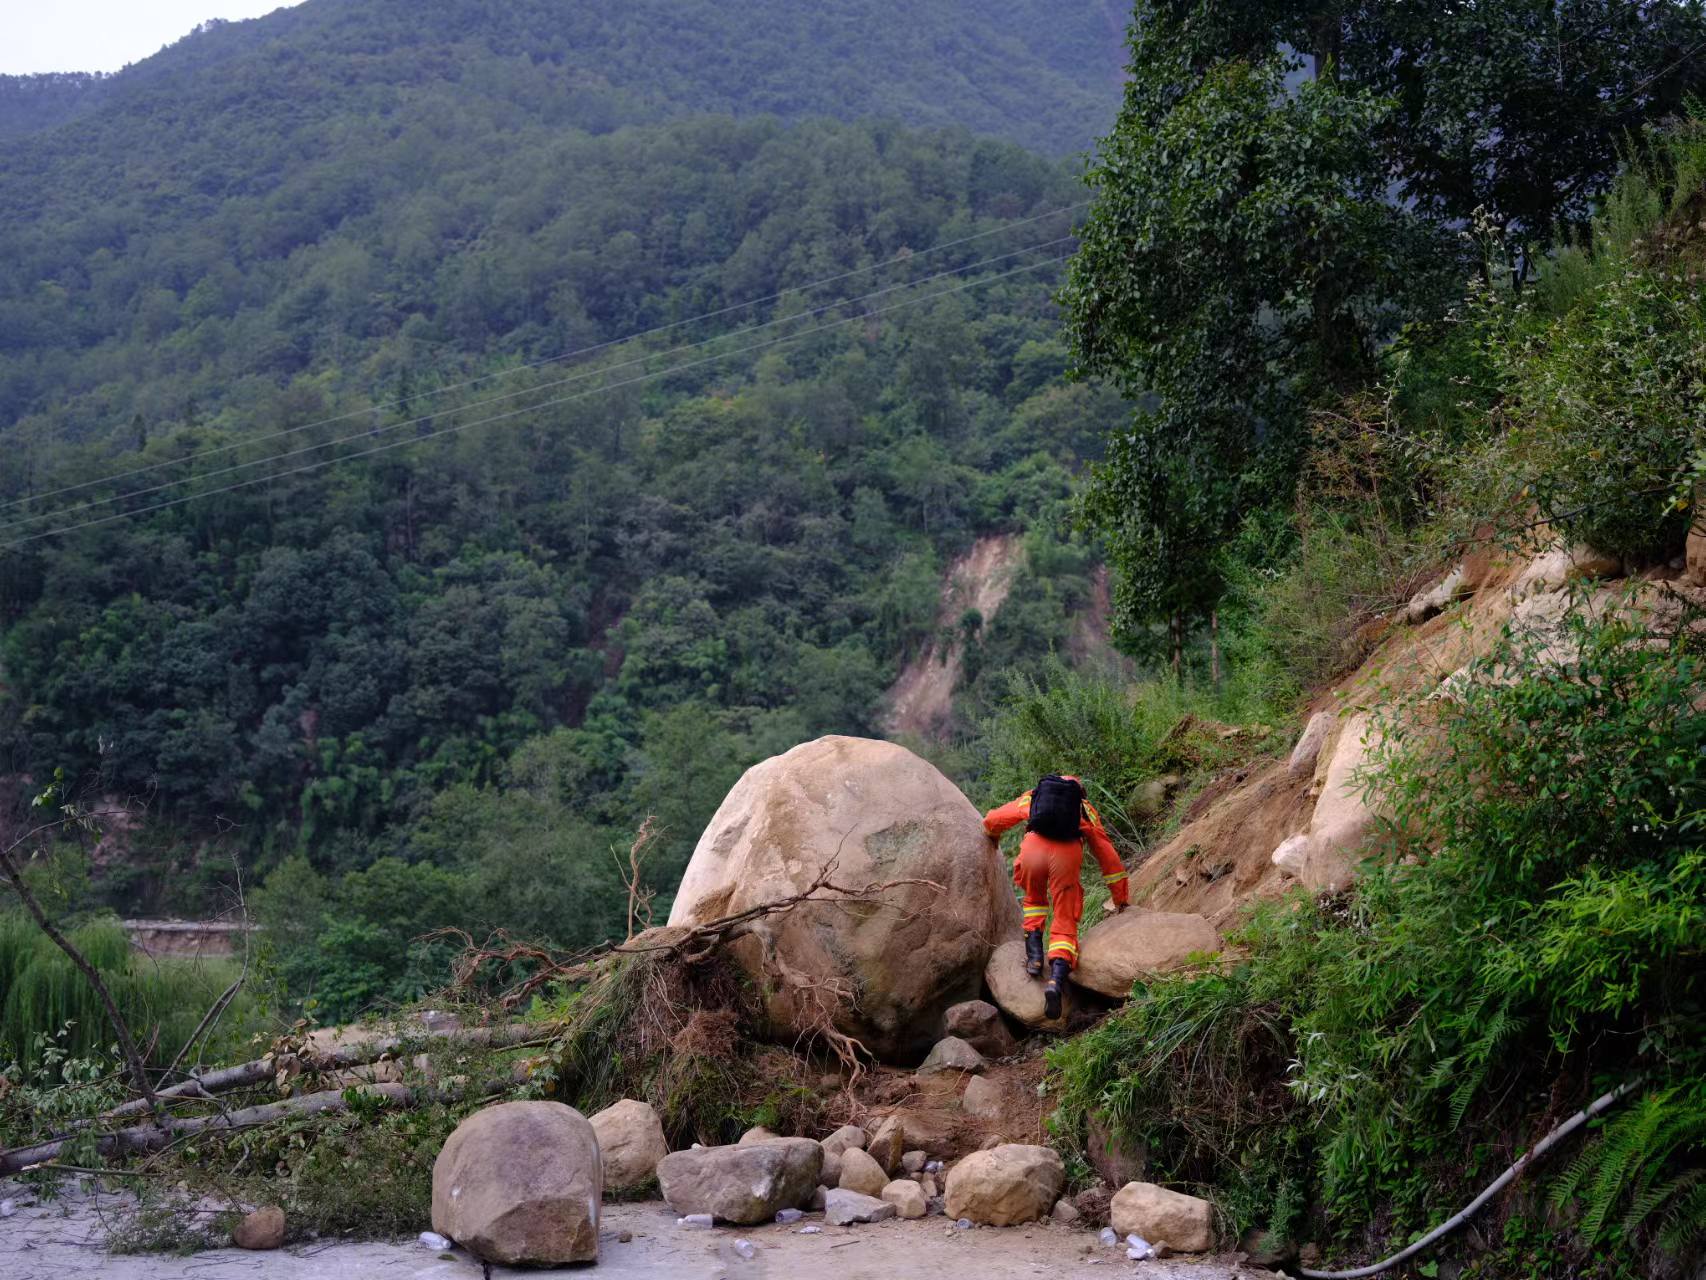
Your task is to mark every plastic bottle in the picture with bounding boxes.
[733,1239,756,1260]
[797,1224,823,1234]
[1098,1226,1117,1247]
[955,1217,973,1230]
[774,1208,803,1224]
[678,1214,715,1230]
[1125,1234,1155,1260]
[417,1231,451,1251]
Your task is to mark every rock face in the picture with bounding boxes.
[589,1099,668,1192]
[431,1101,601,1265]
[824,1188,897,1225]
[984,938,1065,1028]
[943,999,1019,1058]
[943,1144,1065,1226]
[1269,711,1384,892]
[656,1139,822,1225]
[881,1179,928,1218]
[233,1206,285,1250]
[1287,712,1334,777]
[1110,1182,1215,1254]
[838,1147,889,1197]
[668,736,1019,1060]
[1072,911,1220,998]
[918,1036,986,1075]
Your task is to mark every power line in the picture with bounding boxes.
[0,236,1075,533]
[2,252,1070,551]
[0,201,1087,515]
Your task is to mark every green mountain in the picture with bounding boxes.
[0,1,1128,1010]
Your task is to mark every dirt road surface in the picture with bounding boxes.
[2,1185,1282,1280]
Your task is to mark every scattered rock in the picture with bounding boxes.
[943,1144,1065,1226]
[984,938,1066,1028]
[919,1174,939,1199]
[233,1206,285,1251]
[838,1148,889,1197]
[589,1099,668,1192]
[431,1101,601,1265]
[1270,833,1308,877]
[1287,711,1334,777]
[881,1179,928,1219]
[1085,1112,1146,1188]
[919,1036,986,1075]
[867,1116,906,1174]
[1240,1226,1296,1267]
[821,1124,868,1156]
[824,1188,897,1226]
[962,1074,1005,1122]
[1052,1199,1081,1225]
[657,1138,822,1225]
[667,736,1020,1059]
[1130,774,1183,821]
[739,1125,781,1144]
[1110,1182,1214,1254]
[901,1150,927,1175]
[942,999,1019,1058]
[1071,911,1220,998]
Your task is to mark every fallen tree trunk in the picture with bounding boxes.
[99,1020,555,1122]
[1,1076,511,1177]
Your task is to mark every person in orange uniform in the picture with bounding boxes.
[983,774,1129,1019]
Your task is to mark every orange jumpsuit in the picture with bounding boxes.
[983,787,1129,968]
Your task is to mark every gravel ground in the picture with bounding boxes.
[0,1183,1284,1280]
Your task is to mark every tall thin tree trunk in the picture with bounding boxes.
[1171,613,1183,676]
[1210,609,1221,687]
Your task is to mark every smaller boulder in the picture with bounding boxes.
[918,1036,986,1075]
[1110,1182,1214,1254]
[1072,911,1219,998]
[984,939,1065,1028]
[819,1147,843,1187]
[901,1150,927,1175]
[589,1099,668,1193]
[234,1206,285,1251]
[657,1139,822,1225]
[944,1144,1064,1226]
[838,1148,889,1197]
[881,1179,928,1219]
[1287,712,1334,777]
[739,1125,780,1144]
[824,1188,897,1226]
[1130,774,1183,821]
[942,999,1018,1058]
[820,1124,868,1156]
[867,1116,906,1174]
[1051,1199,1081,1225]
[962,1074,1004,1122]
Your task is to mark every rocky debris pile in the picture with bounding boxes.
[431,1101,602,1265]
[667,736,1019,1060]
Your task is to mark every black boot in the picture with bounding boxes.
[1043,957,1071,1021]
[1024,929,1045,977]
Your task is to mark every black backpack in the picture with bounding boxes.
[1026,774,1085,840]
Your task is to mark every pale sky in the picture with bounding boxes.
[3,2,307,75]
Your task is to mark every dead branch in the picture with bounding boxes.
[617,816,658,942]
[2,1077,510,1177]
[161,857,252,1084]
[436,859,946,1010]
[0,818,161,1119]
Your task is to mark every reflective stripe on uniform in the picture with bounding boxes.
[1103,870,1128,885]
[1047,938,1079,957]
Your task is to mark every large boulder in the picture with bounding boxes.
[943,1144,1064,1226]
[1110,1181,1215,1253]
[668,736,1019,1061]
[918,1036,986,1075]
[656,1139,822,1225]
[984,939,1066,1029]
[943,999,1019,1058]
[431,1101,601,1265]
[1071,911,1220,998]
[589,1099,668,1193]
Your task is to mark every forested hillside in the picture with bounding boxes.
[0,4,1126,1014]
